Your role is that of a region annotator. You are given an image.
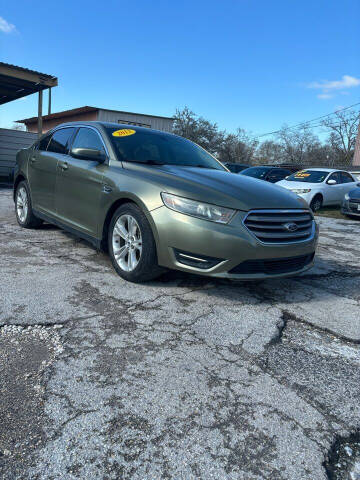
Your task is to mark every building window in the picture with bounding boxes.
[118,119,151,128]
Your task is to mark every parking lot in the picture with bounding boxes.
[0,187,359,479]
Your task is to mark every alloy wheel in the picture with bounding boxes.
[112,214,143,271]
[16,186,29,223]
[312,199,322,212]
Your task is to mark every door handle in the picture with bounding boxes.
[30,156,36,164]
[61,162,69,171]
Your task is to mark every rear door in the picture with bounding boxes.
[55,127,107,237]
[28,128,75,216]
[340,171,357,196]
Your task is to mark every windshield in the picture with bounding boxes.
[105,127,225,170]
[241,166,271,179]
[285,170,329,183]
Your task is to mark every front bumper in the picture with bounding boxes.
[341,200,360,217]
[291,191,313,205]
[150,206,319,279]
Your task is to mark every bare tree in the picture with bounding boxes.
[11,123,26,131]
[321,109,360,165]
[172,107,223,154]
[255,140,284,165]
[218,129,258,165]
[276,125,320,166]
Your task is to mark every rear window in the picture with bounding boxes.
[34,134,51,151]
[47,128,76,154]
[340,172,354,183]
[285,170,329,183]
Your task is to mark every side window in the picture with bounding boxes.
[328,172,342,184]
[340,172,355,183]
[38,134,51,151]
[47,128,76,154]
[71,128,105,153]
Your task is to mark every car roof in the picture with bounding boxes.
[51,120,173,136]
[300,167,341,173]
[244,165,273,169]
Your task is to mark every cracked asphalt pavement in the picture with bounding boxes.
[0,188,359,479]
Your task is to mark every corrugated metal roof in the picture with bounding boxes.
[17,106,98,123]
[0,62,57,80]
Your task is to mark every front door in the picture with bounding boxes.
[28,129,75,215]
[55,127,106,238]
[325,172,345,205]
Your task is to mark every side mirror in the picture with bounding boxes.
[327,179,337,185]
[357,183,360,187]
[71,147,106,163]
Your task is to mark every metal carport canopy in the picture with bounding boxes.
[0,62,58,136]
[0,62,58,104]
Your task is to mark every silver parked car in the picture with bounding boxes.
[276,168,357,211]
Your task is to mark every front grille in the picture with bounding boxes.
[229,253,315,275]
[244,209,314,243]
[349,198,360,204]
[349,202,360,213]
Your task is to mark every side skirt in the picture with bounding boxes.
[33,209,102,250]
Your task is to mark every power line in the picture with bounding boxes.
[255,101,360,138]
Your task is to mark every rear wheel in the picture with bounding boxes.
[310,195,322,212]
[15,181,43,228]
[108,203,164,282]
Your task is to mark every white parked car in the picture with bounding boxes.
[276,168,358,211]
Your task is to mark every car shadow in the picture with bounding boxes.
[36,223,60,231]
[45,226,360,304]
[148,256,360,305]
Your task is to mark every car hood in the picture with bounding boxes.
[276,180,321,189]
[124,163,309,211]
[348,187,360,200]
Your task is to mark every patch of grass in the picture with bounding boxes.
[315,206,350,220]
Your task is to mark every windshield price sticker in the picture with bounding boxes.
[112,129,136,137]
[295,171,310,178]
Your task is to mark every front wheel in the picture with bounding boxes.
[310,195,323,212]
[15,181,43,228]
[108,203,164,283]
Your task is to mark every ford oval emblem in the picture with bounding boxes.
[283,222,298,232]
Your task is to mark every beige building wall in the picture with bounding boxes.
[25,111,98,133]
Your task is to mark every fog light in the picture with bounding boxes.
[174,249,223,269]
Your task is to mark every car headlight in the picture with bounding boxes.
[344,193,350,201]
[291,188,311,194]
[161,192,236,224]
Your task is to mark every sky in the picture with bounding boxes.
[0,0,359,138]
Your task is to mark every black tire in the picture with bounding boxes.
[15,180,43,228]
[310,195,323,212]
[108,203,164,283]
